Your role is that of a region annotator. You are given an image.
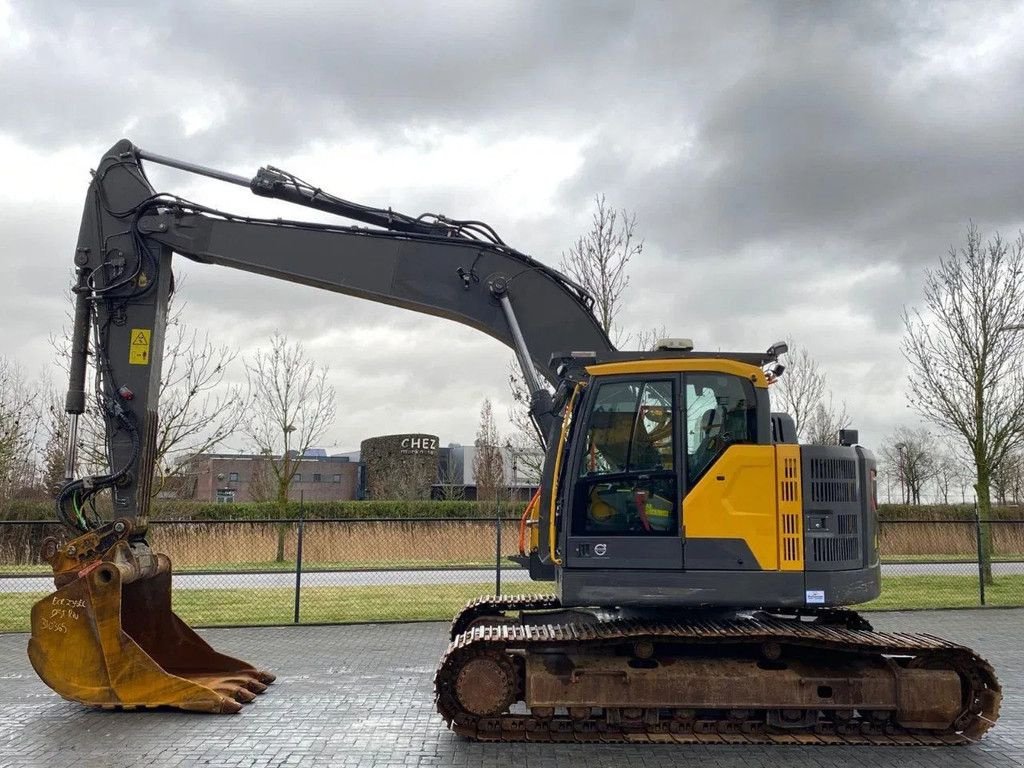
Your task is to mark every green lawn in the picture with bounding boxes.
[4,575,1022,633]
[861,574,1024,611]
[0,558,523,576]
[0,581,556,632]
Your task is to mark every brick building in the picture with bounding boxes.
[178,439,542,504]
[185,452,360,503]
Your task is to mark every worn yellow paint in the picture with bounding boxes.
[682,445,779,571]
[525,491,541,554]
[548,384,583,566]
[129,328,152,365]
[776,444,804,571]
[586,358,768,388]
[28,527,272,714]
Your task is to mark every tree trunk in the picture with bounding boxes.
[975,475,995,586]
[275,479,289,563]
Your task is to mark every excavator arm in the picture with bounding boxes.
[28,139,612,714]
[63,138,612,531]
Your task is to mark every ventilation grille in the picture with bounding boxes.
[781,511,801,563]
[778,455,802,567]
[812,537,859,563]
[837,513,858,536]
[780,456,799,501]
[809,457,859,503]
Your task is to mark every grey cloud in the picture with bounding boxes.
[2,1,763,157]
[3,0,1024,455]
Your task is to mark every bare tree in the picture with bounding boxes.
[560,194,644,346]
[879,426,935,505]
[473,398,505,504]
[37,387,71,498]
[506,362,547,476]
[931,441,968,505]
[992,450,1023,506]
[243,333,336,558]
[0,357,36,501]
[774,339,851,443]
[246,452,277,503]
[504,427,543,487]
[507,197,648,463]
[801,400,852,447]
[630,325,670,352]
[773,342,825,440]
[52,289,244,493]
[151,306,245,493]
[435,449,466,501]
[902,224,1024,583]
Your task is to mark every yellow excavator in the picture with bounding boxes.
[29,140,1000,742]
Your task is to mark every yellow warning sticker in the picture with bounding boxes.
[129,328,151,365]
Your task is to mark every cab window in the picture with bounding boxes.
[573,379,676,536]
[685,373,757,483]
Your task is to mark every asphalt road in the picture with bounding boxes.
[2,561,1023,593]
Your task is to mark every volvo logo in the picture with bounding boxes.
[593,543,607,556]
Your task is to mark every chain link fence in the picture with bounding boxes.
[878,517,1024,609]
[2,515,1022,631]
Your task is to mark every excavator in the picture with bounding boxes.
[29,139,1000,743]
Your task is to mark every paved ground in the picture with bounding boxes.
[4,561,1023,592]
[0,609,1021,767]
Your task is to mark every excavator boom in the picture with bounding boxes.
[30,139,612,714]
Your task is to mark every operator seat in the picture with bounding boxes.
[690,407,723,479]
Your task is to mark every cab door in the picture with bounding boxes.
[563,377,683,570]
[680,371,779,571]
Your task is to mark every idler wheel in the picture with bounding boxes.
[454,652,516,716]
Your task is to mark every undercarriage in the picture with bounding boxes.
[436,595,1001,745]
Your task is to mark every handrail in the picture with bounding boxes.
[518,489,541,556]
[548,384,582,566]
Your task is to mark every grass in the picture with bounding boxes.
[860,574,1024,611]
[0,558,520,576]
[0,581,556,632]
[4,575,1023,633]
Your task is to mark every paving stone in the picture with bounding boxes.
[0,609,1021,766]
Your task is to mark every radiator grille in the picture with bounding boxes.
[837,513,858,536]
[809,457,859,503]
[813,536,859,563]
[801,447,863,571]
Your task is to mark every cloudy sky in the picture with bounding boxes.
[2,0,1023,456]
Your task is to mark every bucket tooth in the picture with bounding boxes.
[28,521,273,714]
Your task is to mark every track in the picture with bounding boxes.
[436,595,1001,745]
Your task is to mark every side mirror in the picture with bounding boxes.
[766,341,789,358]
[838,429,859,447]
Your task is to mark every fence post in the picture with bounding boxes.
[294,492,305,623]
[495,494,502,598]
[974,501,986,607]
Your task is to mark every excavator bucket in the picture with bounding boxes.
[28,520,274,713]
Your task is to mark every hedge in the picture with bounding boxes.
[0,498,515,522]
[877,504,1023,521]
[2,499,1020,523]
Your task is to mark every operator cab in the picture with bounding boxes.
[537,342,880,611]
[554,350,773,577]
